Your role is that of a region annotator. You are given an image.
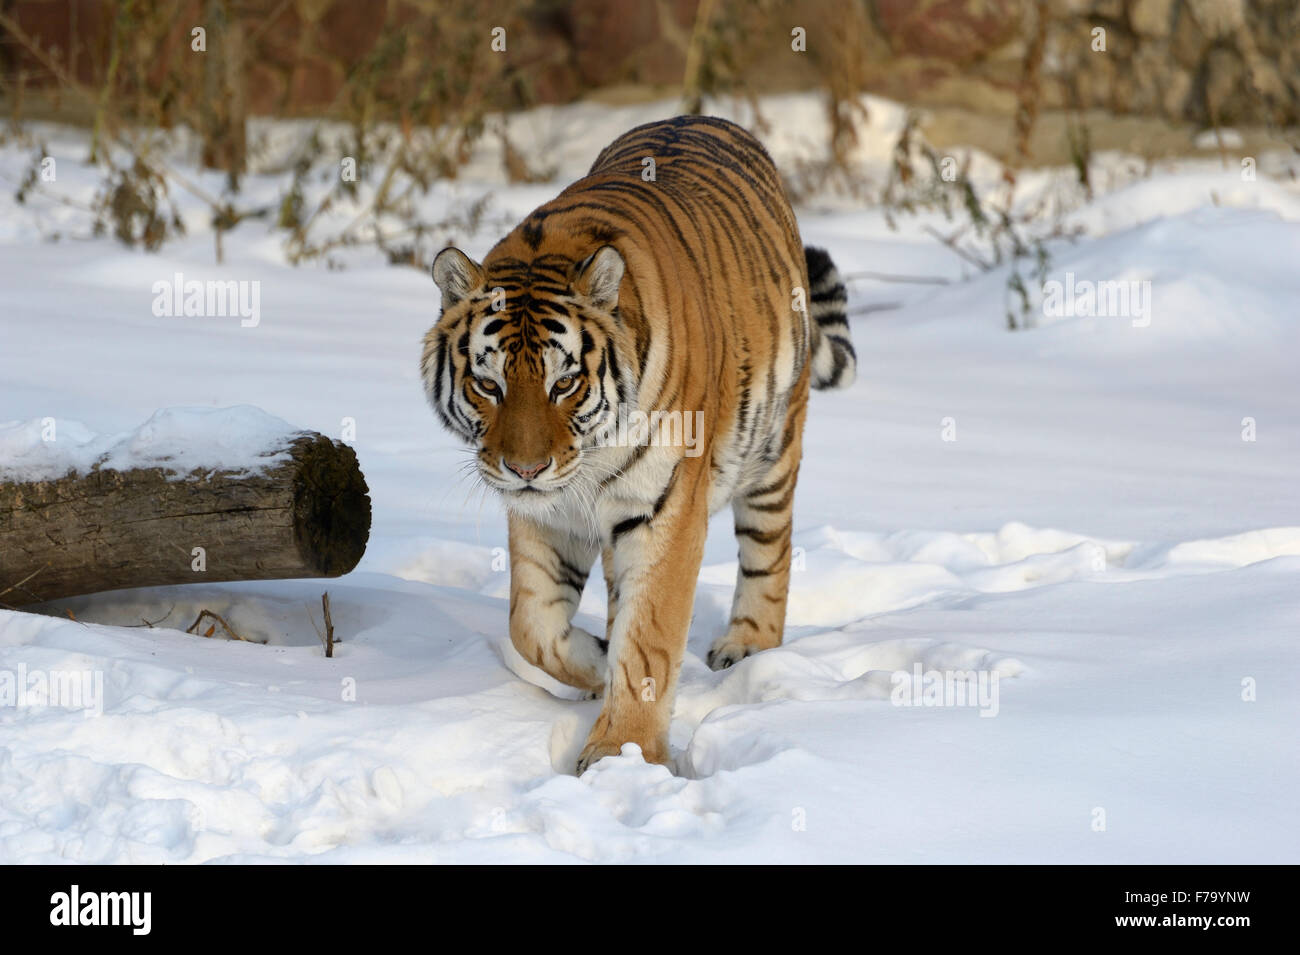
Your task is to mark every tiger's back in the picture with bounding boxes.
[422,115,855,774]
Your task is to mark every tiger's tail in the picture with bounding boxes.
[804,246,856,390]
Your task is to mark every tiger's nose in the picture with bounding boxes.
[505,458,550,481]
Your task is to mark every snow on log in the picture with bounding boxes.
[0,407,370,608]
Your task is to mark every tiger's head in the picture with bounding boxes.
[421,244,634,512]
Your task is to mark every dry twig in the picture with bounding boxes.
[185,608,258,643]
[321,592,335,658]
[0,564,47,602]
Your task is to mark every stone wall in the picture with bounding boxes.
[2,0,1295,128]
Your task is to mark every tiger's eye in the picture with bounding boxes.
[552,376,576,396]
[475,377,499,395]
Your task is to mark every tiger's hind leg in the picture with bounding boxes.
[707,395,808,671]
[508,515,608,694]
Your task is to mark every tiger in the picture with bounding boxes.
[421,115,855,775]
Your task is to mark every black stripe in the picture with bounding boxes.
[611,515,649,540]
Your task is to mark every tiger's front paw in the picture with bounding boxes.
[575,739,622,775]
[575,734,670,775]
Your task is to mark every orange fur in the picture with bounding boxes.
[421,116,855,773]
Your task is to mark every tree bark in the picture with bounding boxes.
[0,432,370,608]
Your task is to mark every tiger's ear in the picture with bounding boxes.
[572,245,624,311]
[432,247,484,308]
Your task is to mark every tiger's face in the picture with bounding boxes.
[421,245,632,511]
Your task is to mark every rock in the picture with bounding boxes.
[289,57,341,110]
[317,0,388,63]
[874,0,1025,65]
[1161,66,1194,117]
[1170,3,1210,68]
[570,0,673,88]
[1202,46,1247,122]
[1186,0,1246,39]
[1130,0,1176,37]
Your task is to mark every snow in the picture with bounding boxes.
[0,406,299,482]
[1194,128,1244,150]
[1,93,1298,862]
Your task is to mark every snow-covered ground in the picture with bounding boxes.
[1,94,1298,863]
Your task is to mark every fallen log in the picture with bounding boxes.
[0,430,370,608]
